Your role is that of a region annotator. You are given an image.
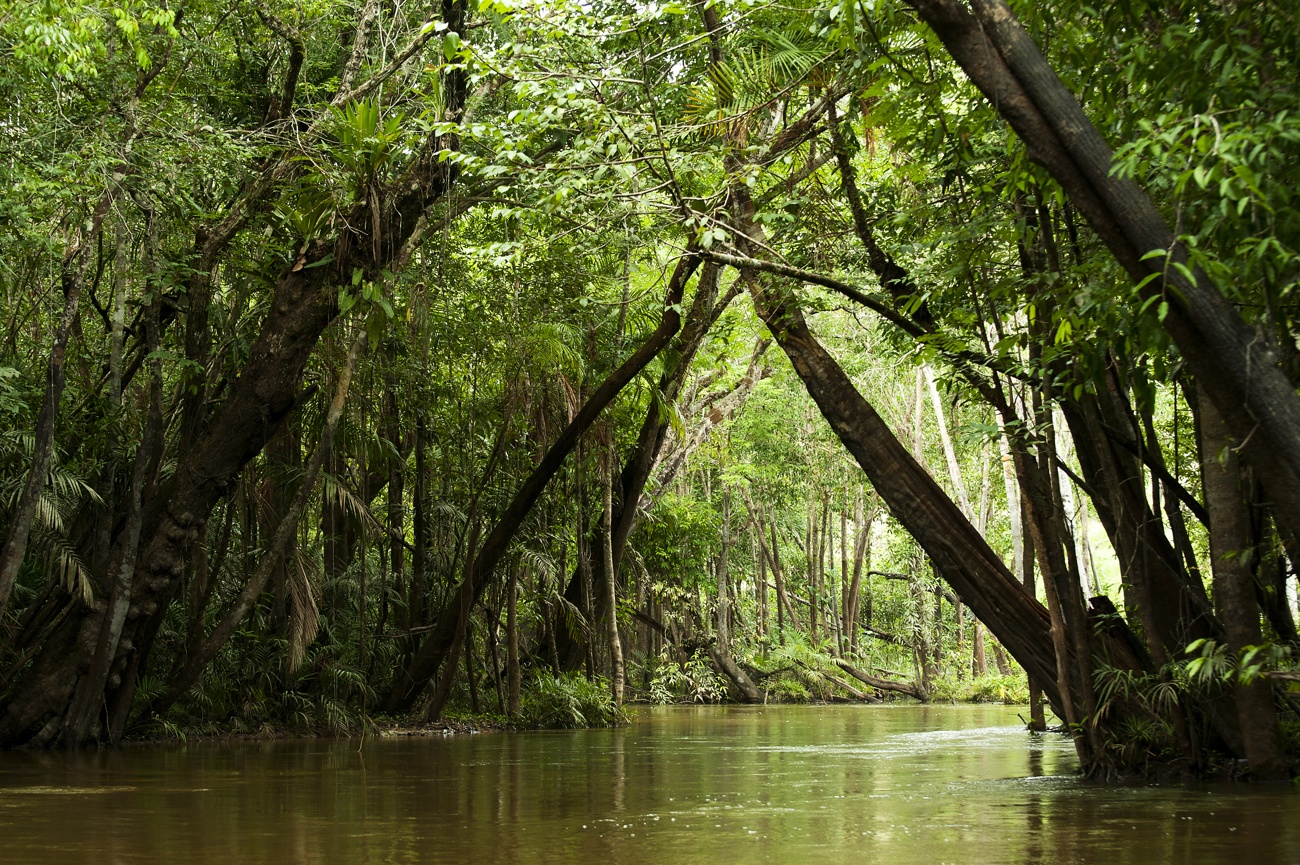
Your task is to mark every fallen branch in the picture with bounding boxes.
[860,626,906,647]
[835,658,927,701]
[871,571,957,605]
[819,669,881,703]
[632,609,667,635]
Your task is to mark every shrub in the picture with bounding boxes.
[647,650,727,704]
[520,672,624,728]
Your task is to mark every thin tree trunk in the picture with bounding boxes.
[59,331,162,746]
[410,415,428,634]
[465,620,480,714]
[971,623,988,677]
[507,564,521,716]
[755,528,768,652]
[0,93,150,615]
[603,439,624,706]
[717,487,731,655]
[839,508,849,655]
[1021,503,1045,729]
[847,490,871,653]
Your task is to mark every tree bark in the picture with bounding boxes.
[913,0,1300,551]
[717,487,731,655]
[835,659,926,701]
[1198,390,1290,780]
[602,439,625,706]
[0,0,469,745]
[146,331,367,721]
[507,564,521,716]
[741,272,1064,713]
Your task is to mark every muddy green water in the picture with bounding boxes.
[0,705,1295,864]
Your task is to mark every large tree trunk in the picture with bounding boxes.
[911,0,1300,550]
[58,341,162,747]
[742,273,1065,715]
[143,332,367,722]
[1198,391,1290,780]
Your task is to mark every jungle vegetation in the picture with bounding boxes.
[1,0,1298,779]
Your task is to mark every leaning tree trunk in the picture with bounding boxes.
[143,331,367,722]
[741,271,1066,716]
[0,0,470,746]
[911,0,1300,552]
[550,265,727,669]
[383,254,702,712]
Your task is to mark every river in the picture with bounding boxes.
[0,704,1294,863]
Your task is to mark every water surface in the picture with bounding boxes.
[0,704,1294,863]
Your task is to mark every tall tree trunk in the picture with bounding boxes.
[602,439,624,706]
[1021,503,1045,730]
[59,323,163,747]
[912,0,1300,549]
[410,415,428,634]
[806,500,818,641]
[507,564,521,716]
[1198,390,1289,780]
[385,385,406,631]
[839,508,849,656]
[766,513,789,639]
[846,490,871,654]
[971,623,987,677]
[716,487,731,656]
[755,529,768,650]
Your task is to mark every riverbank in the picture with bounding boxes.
[130,692,1037,747]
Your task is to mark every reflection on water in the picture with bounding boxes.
[0,705,1294,864]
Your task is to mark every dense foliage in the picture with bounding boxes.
[0,0,1297,778]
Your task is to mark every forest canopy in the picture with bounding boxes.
[0,0,1298,778]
